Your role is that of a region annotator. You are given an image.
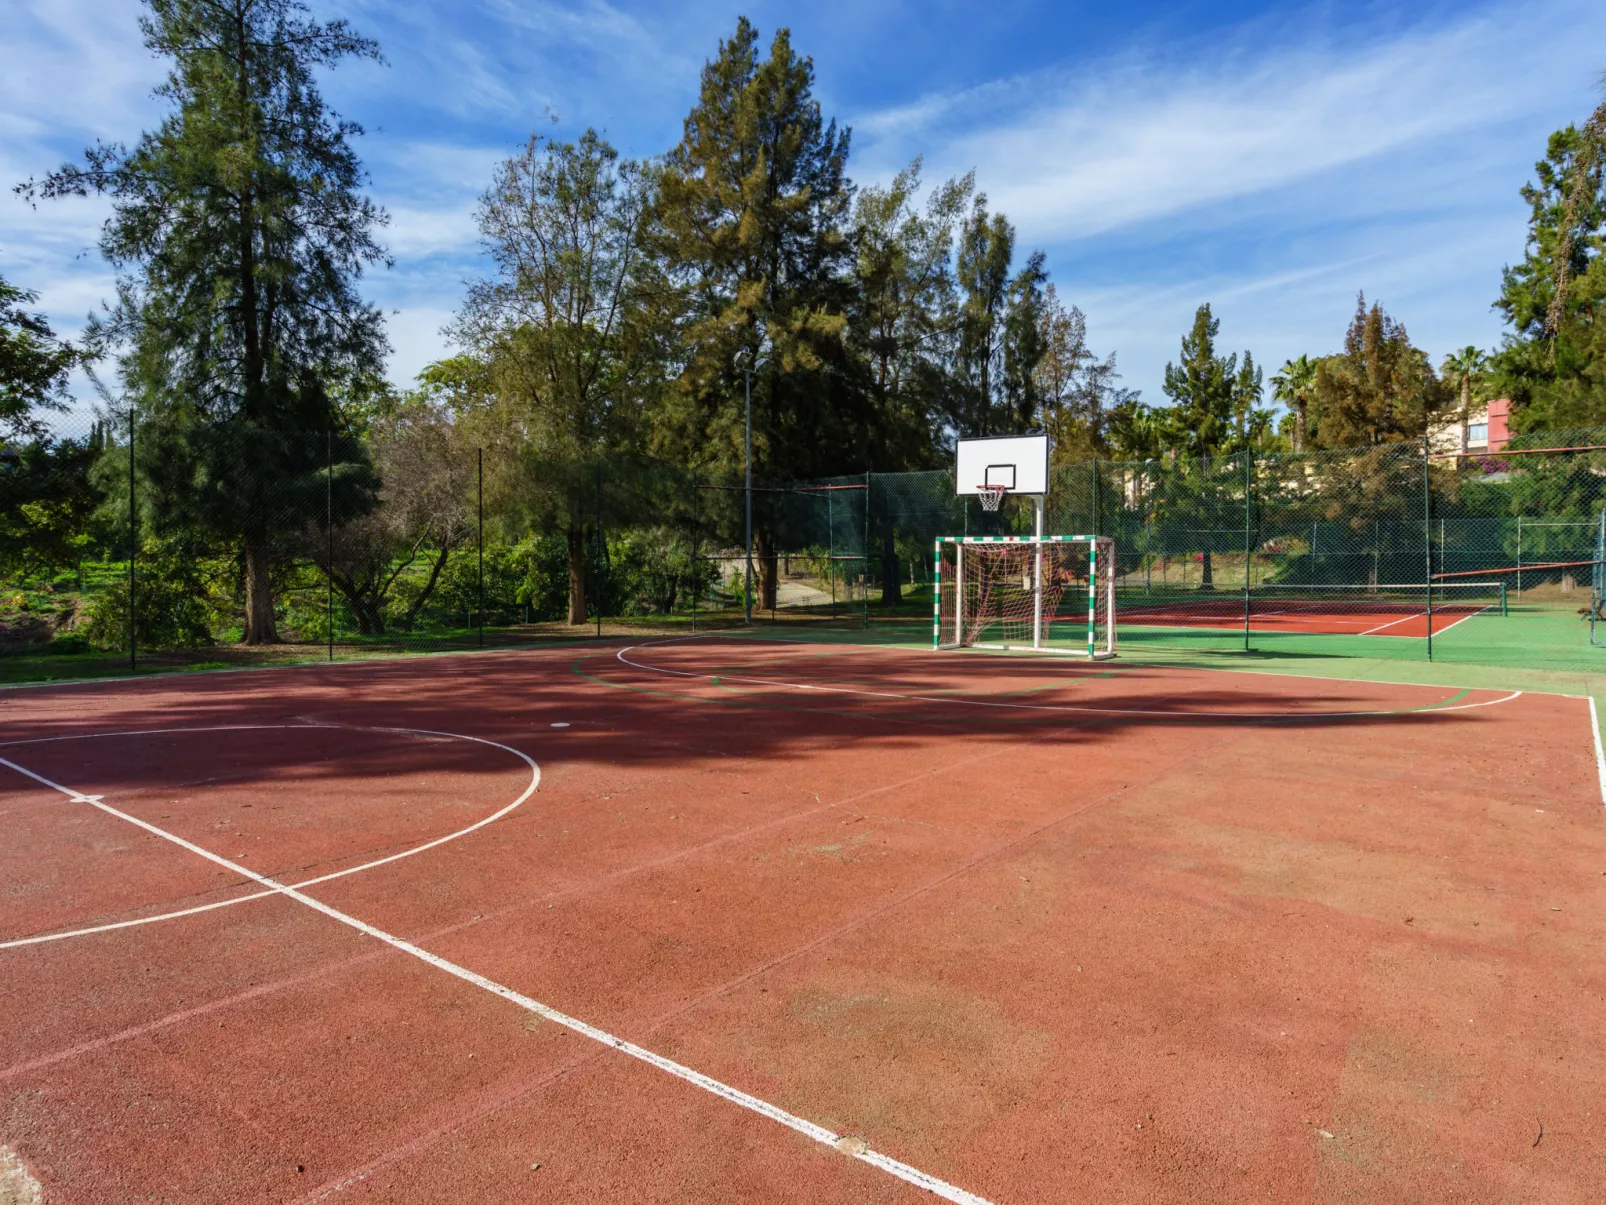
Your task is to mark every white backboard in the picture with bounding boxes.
[955,434,1049,496]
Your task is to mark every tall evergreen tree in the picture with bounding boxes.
[1493,123,1606,429]
[1,272,82,440]
[1160,304,1238,457]
[1154,304,1263,588]
[848,159,971,469]
[648,17,858,607]
[953,196,1015,436]
[21,0,388,643]
[1310,295,1450,447]
[1034,283,1130,462]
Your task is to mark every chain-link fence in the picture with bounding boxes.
[5,414,1606,680]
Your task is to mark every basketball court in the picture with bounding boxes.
[3,637,1605,1203]
[4,435,1605,1203]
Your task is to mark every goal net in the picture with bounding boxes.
[934,536,1116,658]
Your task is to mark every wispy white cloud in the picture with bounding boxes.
[8,0,1604,409]
[850,0,1606,400]
[856,2,1605,240]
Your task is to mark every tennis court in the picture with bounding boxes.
[1117,583,1508,639]
[4,637,1604,1203]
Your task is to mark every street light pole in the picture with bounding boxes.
[744,362,753,625]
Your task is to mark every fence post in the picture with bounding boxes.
[863,471,871,629]
[1516,515,1523,599]
[594,460,603,639]
[1243,449,1252,653]
[1143,462,1153,594]
[691,471,699,634]
[127,403,136,673]
[327,430,333,663]
[477,447,484,649]
[1424,436,1434,662]
[828,486,836,621]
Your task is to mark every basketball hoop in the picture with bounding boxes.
[976,484,1008,512]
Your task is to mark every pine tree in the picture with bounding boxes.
[649,17,858,607]
[1493,124,1606,429]
[1310,296,1451,447]
[1161,304,1237,457]
[21,0,388,643]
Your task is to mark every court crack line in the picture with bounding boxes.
[0,751,992,1205]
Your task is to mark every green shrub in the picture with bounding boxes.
[81,540,216,649]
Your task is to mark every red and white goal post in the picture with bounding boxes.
[933,535,1117,659]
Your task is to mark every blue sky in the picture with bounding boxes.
[5,0,1605,423]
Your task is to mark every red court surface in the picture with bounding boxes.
[2,638,1605,1203]
[1118,599,1493,638]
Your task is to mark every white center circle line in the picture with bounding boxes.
[0,724,538,950]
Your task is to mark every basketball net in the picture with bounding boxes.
[976,484,1008,513]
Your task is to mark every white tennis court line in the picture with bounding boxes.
[1589,698,1606,808]
[0,752,990,1205]
[1358,610,1430,636]
[1423,605,1495,639]
[617,642,1524,720]
[669,636,1605,807]
[0,725,538,951]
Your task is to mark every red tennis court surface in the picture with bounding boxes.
[2,639,1604,1203]
[1119,598,1493,638]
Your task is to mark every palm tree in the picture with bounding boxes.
[1440,346,1488,429]
[1270,354,1317,452]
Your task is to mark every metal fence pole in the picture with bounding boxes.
[863,471,871,628]
[1243,450,1252,653]
[127,404,136,673]
[691,472,700,634]
[327,430,333,663]
[477,447,484,649]
[744,367,753,626]
[594,461,602,639]
[1424,436,1434,662]
[828,487,836,621]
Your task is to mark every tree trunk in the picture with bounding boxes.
[879,516,901,605]
[757,529,778,611]
[400,545,453,632]
[242,540,279,643]
[1200,549,1214,590]
[1294,399,1307,454]
[567,526,587,624]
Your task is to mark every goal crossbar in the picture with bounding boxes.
[933,535,1116,659]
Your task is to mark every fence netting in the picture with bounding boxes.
[5,414,1605,676]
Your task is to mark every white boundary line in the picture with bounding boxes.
[0,725,537,950]
[661,636,1606,800]
[1423,605,1494,639]
[0,747,989,1204]
[615,642,1524,720]
[1358,610,1431,636]
[1589,697,1606,808]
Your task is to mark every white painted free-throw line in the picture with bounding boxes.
[0,725,537,951]
[0,752,991,1205]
